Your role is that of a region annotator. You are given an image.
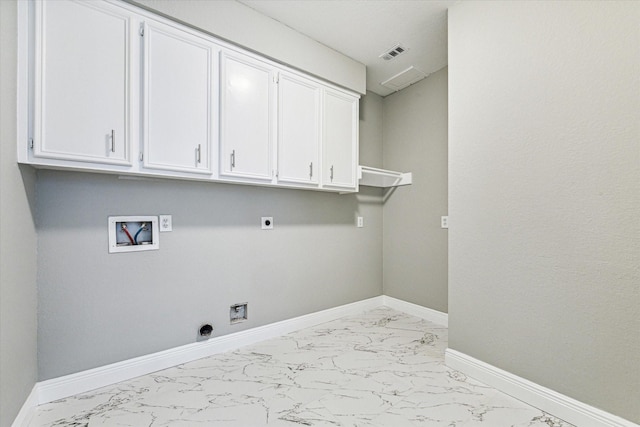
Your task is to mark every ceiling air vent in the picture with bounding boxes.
[379,44,408,61]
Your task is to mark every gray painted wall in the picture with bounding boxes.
[448,1,639,423]
[382,69,448,312]
[0,1,39,425]
[37,94,383,380]
[129,0,366,94]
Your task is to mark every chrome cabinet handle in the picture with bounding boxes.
[196,144,201,164]
[330,165,334,181]
[111,129,115,153]
[231,150,235,169]
[309,162,313,178]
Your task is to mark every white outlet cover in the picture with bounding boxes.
[357,216,364,228]
[261,217,273,230]
[441,216,449,229]
[159,215,172,232]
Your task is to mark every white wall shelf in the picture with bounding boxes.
[358,165,412,188]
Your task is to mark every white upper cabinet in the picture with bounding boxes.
[142,20,217,175]
[219,50,275,182]
[20,0,360,193]
[33,0,133,165]
[277,72,321,187]
[322,89,359,191]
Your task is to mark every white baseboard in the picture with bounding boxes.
[445,348,639,427]
[20,299,636,427]
[9,297,461,426]
[382,295,448,326]
[31,296,384,409]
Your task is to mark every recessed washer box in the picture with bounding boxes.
[230,303,248,324]
[108,216,159,253]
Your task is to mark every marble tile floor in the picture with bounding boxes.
[29,307,575,427]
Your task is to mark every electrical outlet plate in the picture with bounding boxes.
[441,216,449,229]
[108,216,159,253]
[159,215,172,232]
[357,216,364,228]
[261,217,273,230]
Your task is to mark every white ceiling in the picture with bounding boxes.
[238,0,457,97]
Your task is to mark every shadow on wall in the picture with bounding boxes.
[35,169,367,230]
[20,164,38,227]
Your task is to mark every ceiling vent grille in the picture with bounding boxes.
[379,44,408,61]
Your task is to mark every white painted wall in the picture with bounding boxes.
[448,1,640,423]
[382,68,448,312]
[0,1,38,425]
[128,0,366,94]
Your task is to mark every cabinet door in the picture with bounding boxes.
[322,89,359,191]
[277,72,321,186]
[142,21,215,174]
[33,0,132,165]
[219,51,274,182]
